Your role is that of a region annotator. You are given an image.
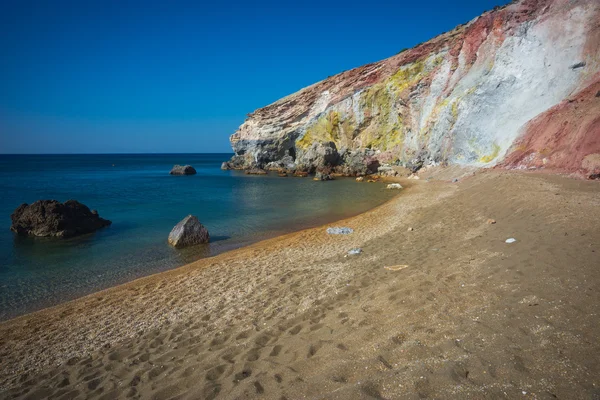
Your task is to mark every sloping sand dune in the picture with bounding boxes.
[1,170,599,399]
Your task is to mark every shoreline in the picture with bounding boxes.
[0,175,398,323]
[1,177,406,325]
[2,169,599,399]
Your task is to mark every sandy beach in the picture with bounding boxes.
[1,169,599,400]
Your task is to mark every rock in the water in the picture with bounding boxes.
[327,227,354,235]
[168,215,209,248]
[245,168,267,175]
[386,183,403,190]
[314,172,333,181]
[170,165,197,175]
[356,177,364,182]
[10,200,111,238]
[294,171,309,177]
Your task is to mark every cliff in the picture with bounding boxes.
[225,0,600,178]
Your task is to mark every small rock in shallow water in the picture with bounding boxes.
[168,215,209,248]
[356,177,364,182]
[245,168,267,175]
[347,248,362,255]
[386,183,403,190]
[314,171,333,181]
[170,165,197,175]
[327,227,354,235]
[505,238,517,243]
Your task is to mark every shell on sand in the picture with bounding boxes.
[384,265,409,271]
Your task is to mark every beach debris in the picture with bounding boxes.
[327,227,354,235]
[407,227,414,231]
[10,200,112,238]
[505,238,517,243]
[356,177,364,182]
[452,178,459,183]
[245,168,267,175]
[386,183,403,190]
[168,215,209,248]
[519,295,539,306]
[487,219,496,224]
[347,248,362,255]
[170,164,197,175]
[384,265,409,271]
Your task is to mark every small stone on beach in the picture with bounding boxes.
[347,248,362,255]
[505,238,517,243]
[384,265,409,271]
[407,227,414,231]
[386,183,403,190]
[487,219,496,224]
[327,227,354,235]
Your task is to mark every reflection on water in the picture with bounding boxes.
[0,154,395,320]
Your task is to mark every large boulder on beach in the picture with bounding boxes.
[168,215,209,248]
[170,165,197,175]
[10,200,112,238]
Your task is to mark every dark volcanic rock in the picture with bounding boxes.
[168,215,209,248]
[314,172,333,181]
[10,200,112,238]
[170,165,197,175]
[296,142,340,173]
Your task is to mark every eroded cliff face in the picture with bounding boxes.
[225,0,600,177]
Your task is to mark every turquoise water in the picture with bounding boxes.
[0,154,394,320]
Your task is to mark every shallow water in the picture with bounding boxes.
[0,154,394,320]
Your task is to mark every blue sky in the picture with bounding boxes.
[0,0,509,154]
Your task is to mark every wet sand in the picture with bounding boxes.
[1,169,599,399]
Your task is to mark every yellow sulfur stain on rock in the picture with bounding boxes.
[479,143,501,163]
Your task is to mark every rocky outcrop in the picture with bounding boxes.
[10,200,112,238]
[226,0,600,177]
[170,165,197,175]
[314,171,333,181]
[168,215,209,248]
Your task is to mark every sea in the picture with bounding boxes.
[0,154,395,320]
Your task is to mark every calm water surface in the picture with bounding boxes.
[0,154,394,320]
